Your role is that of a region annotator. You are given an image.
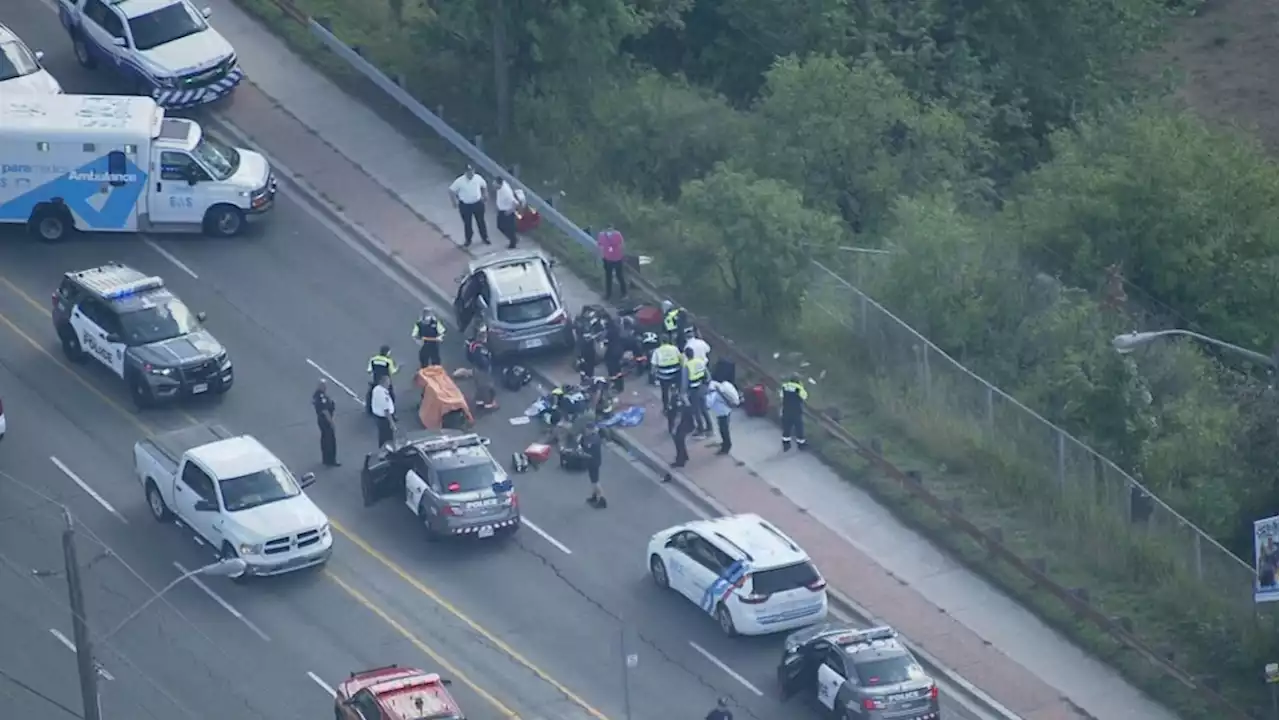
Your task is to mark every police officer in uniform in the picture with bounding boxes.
[650,336,683,415]
[671,394,695,468]
[365,345,398,414]
[780,373,809,451]
[661,301,690,351]
[312,379,340,467]
[682,346,712,436]
[411,309,445,368]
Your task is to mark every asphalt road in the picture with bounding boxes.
[2,4,981,720]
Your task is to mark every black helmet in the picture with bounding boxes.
[379,344,392,355]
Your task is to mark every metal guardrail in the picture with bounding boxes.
[252,4,1257,716]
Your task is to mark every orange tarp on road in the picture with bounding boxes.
[414,366,474,430]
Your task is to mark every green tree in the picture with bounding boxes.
[656,165,843,325]
[1009,105,1280,351]
[751,55,986,235]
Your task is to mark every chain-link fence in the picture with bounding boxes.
[801,260,1256,617]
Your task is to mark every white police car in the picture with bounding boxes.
[0,23,63,95]
[58,0,242,109]
[647,513,829,636]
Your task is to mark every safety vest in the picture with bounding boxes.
[368,354,398,378]
[663,309,681,332]
[685,357,708,386]
[780,381,808,412]
[652,344,682,380]
[413,319,444,342]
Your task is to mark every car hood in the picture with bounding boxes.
[0,69,62,94]
[227,149,270,190]
[130,330,224,368]
[225,495,327,541]
[138,29,233,76]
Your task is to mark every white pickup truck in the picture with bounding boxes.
[135,423,332,578]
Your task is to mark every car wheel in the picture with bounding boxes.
[204,205,245,237]
[30,206,73,242]
[59,328,86,363]
[145,481,171,522]
[129,372,155,409]
[716,602,738,637]
[649,555,669,589]
[72,36,97,69]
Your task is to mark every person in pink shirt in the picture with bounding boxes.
[595,226,628,300]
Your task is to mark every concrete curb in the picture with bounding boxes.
[209,112,1022,720]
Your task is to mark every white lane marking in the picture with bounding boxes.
[307,671,337,698]
[172,562,272,642]
[50,456,128,525]
[142,237,199,279]
[688,641,763,697]
[48,629,116,680]
[520,518,572,555]
[306,358,365,406]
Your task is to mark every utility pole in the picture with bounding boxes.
[491,0,511,141]
[62,510,102,720]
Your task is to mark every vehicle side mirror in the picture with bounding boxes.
[299,472,316,489]
[547,258,557,268]
[35,50,45,61]
[194,499,217,512]
[201,6,212,17]
[479,437,491,446]
[111,37,126,47]
[104,333,121,343]
[196,311,207,322]
[440,679,453,686]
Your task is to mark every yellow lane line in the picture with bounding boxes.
[330,520,611,719]
[325,571,519,718]
[0,274,612,720]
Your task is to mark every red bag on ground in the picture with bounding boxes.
[633,305,663,328]
[743,384,769,417]
[516,208,541,233]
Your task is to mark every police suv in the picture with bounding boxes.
[53,263,232,407]
[58,0,242,109]
[778,625,940,720]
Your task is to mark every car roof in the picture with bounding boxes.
[188,436,281,479]
[368,671,458,718]
[482,261,554,303]
[66,264,172,311]
[685,513,809,569]
[112,0,187,20]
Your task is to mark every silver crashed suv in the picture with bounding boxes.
[360,432,519,540]
[453,249,575,359]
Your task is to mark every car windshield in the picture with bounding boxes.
[118,296,200,345]
[0,40,40,81]
[191,135,240,181]
[436,463,497,493]
[220,465,300,511]
[495,296,556,324]
[128,3,207,51]
[751,561,821,594]
[853,655,922,686]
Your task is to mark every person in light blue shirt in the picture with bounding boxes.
[705,380,734,455]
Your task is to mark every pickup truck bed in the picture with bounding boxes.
[137,423,233,476]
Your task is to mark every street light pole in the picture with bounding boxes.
[101,558,247,642]
[1112,329,1277,368]
[62,510,102,720]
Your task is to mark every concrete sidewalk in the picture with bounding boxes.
[203,2,1179,718]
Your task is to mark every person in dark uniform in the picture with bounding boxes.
[365,345,398,414]
[671,396,695,468]
[780,373,809,451]
[576,333,599,382]
[411,309,445,368]
[312,379,340,467]
[603,320,626,394]
[706,698,733,720]
[582,425,607,509]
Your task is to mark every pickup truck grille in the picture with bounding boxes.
[180,55,235,87]
[263,529,323,555]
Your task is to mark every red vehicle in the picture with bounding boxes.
[334,665,464,720]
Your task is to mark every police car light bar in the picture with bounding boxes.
[835,626,898,645]
[102,277,165,299]
[417,433,487,453]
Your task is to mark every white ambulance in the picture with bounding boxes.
[0,94,274,241]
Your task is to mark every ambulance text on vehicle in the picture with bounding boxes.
[58,0,242,109]
[0,94,275,241]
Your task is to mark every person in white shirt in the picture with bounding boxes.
[494,177,519,249]
[448,165,489,247]
[369,374,396,447]
[685,333,711,363]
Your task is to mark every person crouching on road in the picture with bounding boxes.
[780,373,808,451]
[370,374,397,448]
[582,424,607,509]
[412,308,445,368]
